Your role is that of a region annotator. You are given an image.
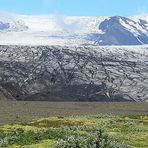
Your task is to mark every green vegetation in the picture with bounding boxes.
[0,114,148,148]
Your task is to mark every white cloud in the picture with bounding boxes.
[52,14,83,32]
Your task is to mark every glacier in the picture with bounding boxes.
[0,45,148,101]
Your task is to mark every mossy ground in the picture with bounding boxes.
[0,114,148,148]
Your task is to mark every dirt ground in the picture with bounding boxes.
[0,101,148,125]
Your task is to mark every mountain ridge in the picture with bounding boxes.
[0,13,148,45]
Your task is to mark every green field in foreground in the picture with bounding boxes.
[0,114,148,148]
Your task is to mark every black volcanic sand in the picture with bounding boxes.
[0,101,148,125]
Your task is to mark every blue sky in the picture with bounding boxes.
[0,0,148,16]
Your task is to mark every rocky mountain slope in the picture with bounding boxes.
[0,45,148,102]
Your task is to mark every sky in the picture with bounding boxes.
[0,0,148,16]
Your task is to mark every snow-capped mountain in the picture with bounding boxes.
[0,13,148,45]
[96,16,148,45]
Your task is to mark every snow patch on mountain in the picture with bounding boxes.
[0,12,28,32]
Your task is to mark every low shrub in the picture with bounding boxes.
[56,129,129,148]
